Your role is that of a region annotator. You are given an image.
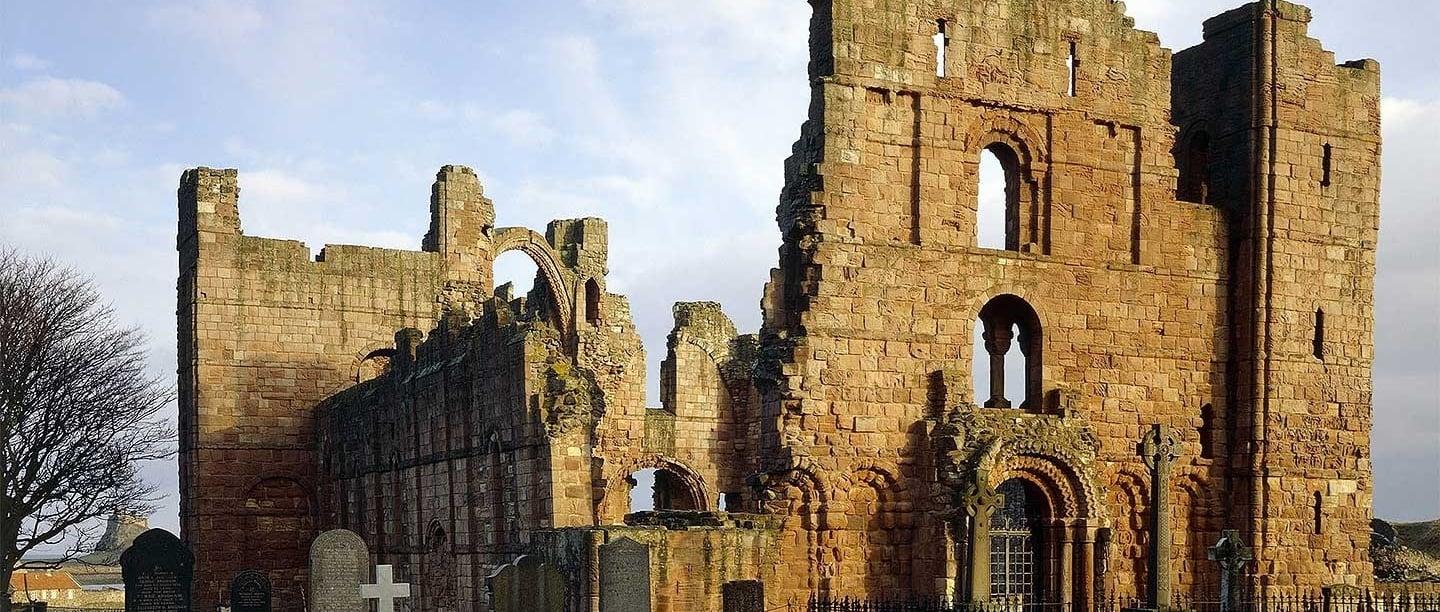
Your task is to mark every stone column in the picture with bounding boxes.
[983,323,1014,408]
[1207,530,1252,612]
[1058,521,1075,609]
[1078,527,1097,612]
[962,479,1002,603]
[1141,424,1181,610]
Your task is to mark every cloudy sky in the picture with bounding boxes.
[1,0,1435,538]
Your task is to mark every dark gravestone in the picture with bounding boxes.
[229,570,271,612]
[722,580,765,612]
[600,537,651,612]
[120,528,193,612]
[309,529,370,612]
[488,555,565,612]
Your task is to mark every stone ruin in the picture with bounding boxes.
[176,0,1382,610]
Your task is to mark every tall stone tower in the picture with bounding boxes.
[1173,0,1381,588]
[176,165,494,610]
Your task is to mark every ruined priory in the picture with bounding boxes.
[176,0,1381,610]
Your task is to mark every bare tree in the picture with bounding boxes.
[0,250,173,610]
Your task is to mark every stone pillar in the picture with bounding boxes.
[1058,521,1075,609]
[1141,424,1181,609]
[1078,527,1097,612]
[983,323,1014,408]
[962,479,1001,603]
[1207,530,1253,612]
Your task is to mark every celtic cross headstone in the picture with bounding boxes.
[1140,424,1181,610]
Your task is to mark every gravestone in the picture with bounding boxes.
[309,529,370,612]
[360,565,411,612]
[722,580,765,612]
[487,555,566,612]
[600,537,651,612]
[120,528,193,612]
[229,570,271,612]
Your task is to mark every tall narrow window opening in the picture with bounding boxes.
[1322,143,1333,187]
[1313,309,1325,360]
[585,278,602,325]
[934,20,949,77]
[1312,492,1324,535]
[1067,41,1080,97]
[978,144,1022,250]
[1178,130,1212,204]
[1199,404,1216,460]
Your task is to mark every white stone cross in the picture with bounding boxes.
[359,564,412,612]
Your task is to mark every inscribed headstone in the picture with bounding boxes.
[722,580,765,612]
[600,537,651,612]
[308,529,369,612]
[120,528,194,612]
[229,570,271,612]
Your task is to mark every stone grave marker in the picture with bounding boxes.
[360,564,411,612]
[120,528,193,612]
[309,529,369,612]
[600,537,651,612]
[722,580,765,612]
[487,555,566,612]
[228,570,271,612]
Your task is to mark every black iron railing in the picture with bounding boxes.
[806,592,1440,612]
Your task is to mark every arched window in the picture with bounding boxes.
[1313,309,1326,360]
[1199,404,1216,460]
[356,348,396,383]
[1178,130,1211,204]
[973,295,1043,410]
[627,466,705,513]
[978,144,1022,250]
[585,278,602,325]
[933,20,949,77]
[424,523,456,610]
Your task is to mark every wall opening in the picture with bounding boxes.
[356,348,396,383]
[1312,492,1324,535]
[1313,309,1325,360]
[1199,404,1216,460]
[493,250,540,307]
[973,295,1043,410]
[978,145,1021,250]
[973,318,1025,408]
[1178,130,1212,204]
[627,467,703,513]
[1067,41,1080,97]
[1322,143,1333,187]
[934,20,949,77]
[585,278,602,325]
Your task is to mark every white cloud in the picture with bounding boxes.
[7,52,51,71]
[0,77,125,120]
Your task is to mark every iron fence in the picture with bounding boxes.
[805,593,1440,612]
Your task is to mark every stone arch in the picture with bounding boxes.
[1174,474,1219,595]
[424,520,457,611]
[836,465,912,597]
[757,461,830,593]
[601,455,712,520]
[353,344,397,384]
[966,115,1049,250]
[492,227,574,336]
[975,294,1045,411]
[1108,468,1149,601]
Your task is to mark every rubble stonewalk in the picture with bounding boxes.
[175,1,1382,610]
